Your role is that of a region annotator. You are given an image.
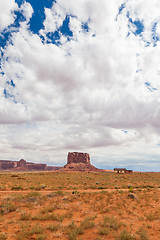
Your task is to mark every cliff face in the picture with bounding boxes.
[61,152,101,172]
[27,163,47,170]
[67,152,90,164]
[0,161,15,170]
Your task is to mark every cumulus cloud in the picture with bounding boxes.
[0,0,18,31]
[20,2,33,22]
[0,0,160,170]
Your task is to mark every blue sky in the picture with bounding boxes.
[0,0,160,171]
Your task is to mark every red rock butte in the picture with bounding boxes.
[67,152,90,164]
[60,152,102,172]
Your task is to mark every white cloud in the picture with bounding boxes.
[0,0,160,170]
[0,0,17,31]
[20,2,33,22]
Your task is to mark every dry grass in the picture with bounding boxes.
[0,171,160,191]
[0,172,159,239]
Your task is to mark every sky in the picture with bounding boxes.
[0,0,160,171]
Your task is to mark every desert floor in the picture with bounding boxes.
[0,171,159,240]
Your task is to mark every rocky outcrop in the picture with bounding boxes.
[17,159,27,167]
[0,160,15,170]
[61,152,101,172]
[0,159,60,171]
[0,152,101,172]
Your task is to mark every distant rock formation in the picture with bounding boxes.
[61,152,101,172]
[0,160,15,170]
[67,152,90,164]
[0,152,102,172]
[0,159,61,171]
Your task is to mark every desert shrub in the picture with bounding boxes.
[137,227,149,240]
[11,186,23,190]
[68,230,79,240]
[0,202,16,214]
[66,221,84,240]
[72,190,80,195]
[26,191,40,198]
[56,190,64,196]
[98,186,106,189]
[47,224,60,232]
[102,216,121,230]
[16,224,30,239]
[30,225,44,235]
[51,213,64,222]
[20,212,31,220]
[64,211,73,219]
[80,217,94,229]
[10,174,19,177]
[119,230,135,240]
[31,212,64,222]
[129,187,133,193]
[67,221,79,240]
[36,234,46,240]
[31,214,50,221]
[0,233,7,240]
[17,224,44,240]
[145,214,156,221]
[98,227,110,235]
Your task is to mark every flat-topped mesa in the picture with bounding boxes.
[67,152,90,165]
[60,152,102,172]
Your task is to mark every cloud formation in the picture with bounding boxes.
[0,0,160,171]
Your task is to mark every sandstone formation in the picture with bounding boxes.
[61,152,101,172]
[0,159,61,171]
[0,160,15,170]
[67,152,90,164]
[0,152,101,172]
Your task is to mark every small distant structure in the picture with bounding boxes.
[114,168,133,174]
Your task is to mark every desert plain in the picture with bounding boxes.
[0,171,159,240]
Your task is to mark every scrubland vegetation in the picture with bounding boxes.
[0,172,159,239]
